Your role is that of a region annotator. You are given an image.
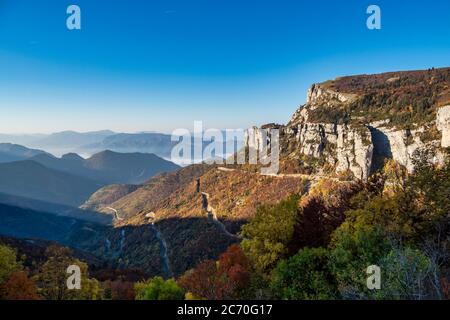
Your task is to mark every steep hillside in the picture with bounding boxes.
[0,203,235,278]
[100,164,213,220]
[0,236,104,268]
[292,67,450,127]
[85,150,180,184]
[76,164,307,277]
[0,203,108,247]
[0,192,112,224]
[0,203,156,274]
[80,184,140,211]
[76,162,308,276]
[0,151,20,163]
[29,153,105,181]
[0,160,103,207]
[123,167,308,233]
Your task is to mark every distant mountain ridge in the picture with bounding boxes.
[0,134,47,146]
[80,133,176,157]
[79,132,245,159]
[29,130,115,148]
[0,143,48,163]
[0,130,245,164]
[0,143,180,211]
[30,150,180,185]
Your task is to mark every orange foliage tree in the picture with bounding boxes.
[103,280,135,300]
[178,244,251,300]
[289,179,361,253]
[0,271,41,300]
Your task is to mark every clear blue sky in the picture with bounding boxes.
[0,0,449,133]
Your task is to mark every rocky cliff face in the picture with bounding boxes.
[437,105,450,148]
[367,120,445,172]
[283,91,376,180]
[286,122,373,179]
[246,69,450,179]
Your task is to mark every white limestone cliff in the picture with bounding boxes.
[437,105,450,148]
[245,85,450,180]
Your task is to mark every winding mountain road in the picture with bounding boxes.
[217,166,337,181]
[202,167,339,237]
[103,166,336,277]
[199,167,317,239]
[106,205,172,277]
[201,192,240,239]
[105,207,124,221]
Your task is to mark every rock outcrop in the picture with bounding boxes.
[245,76,450,180]
[288,122,373,179]
[437,105,450,148]
[368,122,444,172]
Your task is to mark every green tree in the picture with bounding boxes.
[328,226,391,299]
[135,277,184,300]
[340,196,414,240]
[271,247,337,300]
[402,150,450,237]
[241,196,299,275]
[0,245,22,284]
[33,246,102,300]
[378,246,432,300]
